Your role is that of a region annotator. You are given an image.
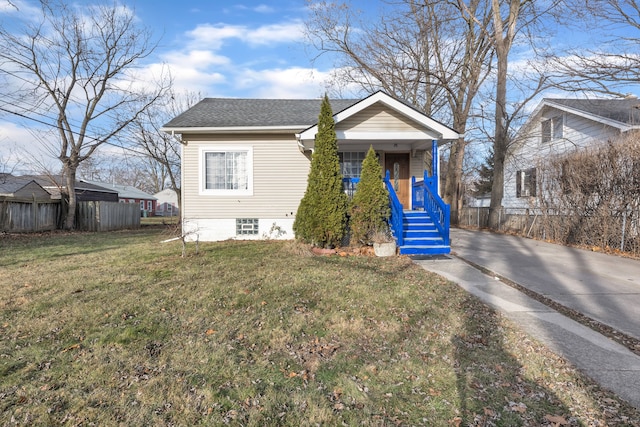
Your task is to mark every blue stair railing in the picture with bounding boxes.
[411,171,450,246]
[383,170,404,246]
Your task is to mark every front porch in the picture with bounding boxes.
[343,140,450,256]
[295,91,460,256]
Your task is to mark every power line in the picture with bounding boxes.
[0,105,153,158]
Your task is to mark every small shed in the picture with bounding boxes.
[0,174,52,202]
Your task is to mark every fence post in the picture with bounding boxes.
[621,210,627,252]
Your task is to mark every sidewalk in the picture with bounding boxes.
[412,228,640,409]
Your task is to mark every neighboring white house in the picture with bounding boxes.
[154,188,179,217]
[504,97,640,210]
[162,91,460,242]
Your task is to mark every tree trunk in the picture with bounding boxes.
[443,137,466,226]
[488,0,520,230]
[63,167,77,230]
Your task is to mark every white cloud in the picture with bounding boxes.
[254,5,275,14]
[234,67,330,99]
[0,121,58,173]
[244,22,304,46]
[186,21,304,49]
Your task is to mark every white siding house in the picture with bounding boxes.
[162,91,459,242]
[504,97,640,210]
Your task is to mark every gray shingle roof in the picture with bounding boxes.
[0,174,42,195]
[547,98,640,126]
[163,98,360,128]
[82,180,156,200]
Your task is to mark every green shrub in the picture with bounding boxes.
[293,95,348,248]
[349,146,390,244]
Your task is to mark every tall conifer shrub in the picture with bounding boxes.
[293,95,348,248]
[349,146,391,244]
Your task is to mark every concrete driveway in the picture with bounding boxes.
[449,228,640,341]
[413,228,640,409]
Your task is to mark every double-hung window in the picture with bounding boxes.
[541,115,563,143]
[201,146,253,195]
[339,151,366,197]
[516,168,537,198]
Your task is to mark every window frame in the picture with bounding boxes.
[541,114,564,143]
[199,145,254,196]
[516,168,537,198]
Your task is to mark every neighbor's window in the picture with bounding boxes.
[541,115,563,143]
[552,115,563,139]
[201,146,253,195]
[516,168,537,197]
[147,201,153,211]
[139,200,145,210]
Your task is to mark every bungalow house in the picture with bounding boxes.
[162,91,460,255]
[504,97,640,210]
[81,180,157,216]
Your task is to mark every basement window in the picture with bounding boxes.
[236,218,259,235]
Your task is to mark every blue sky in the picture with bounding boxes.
[1,0,371,171]
[130,0,348,99]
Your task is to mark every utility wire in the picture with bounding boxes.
[0,105,153,158]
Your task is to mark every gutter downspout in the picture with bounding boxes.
[295,134,314,154]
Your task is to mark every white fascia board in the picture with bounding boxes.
[336,130,438,140]
[543,100,632,131]
[298,91,460,142]
[161,125,304,135]
[515,99,640,141]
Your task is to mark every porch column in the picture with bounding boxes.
[431,140,440,196]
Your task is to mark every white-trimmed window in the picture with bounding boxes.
[516,168,537,198]
[147,201,153,211]
[541,115,563,143]
[139,200,144,210]
[200,146,253,195]
[339,151,366,179]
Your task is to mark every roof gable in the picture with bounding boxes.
[520,97,640,138]
[297,91,460,143]
[0,175,50,199]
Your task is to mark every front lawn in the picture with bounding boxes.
[0,229,638,426]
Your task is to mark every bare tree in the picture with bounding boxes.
[305,0,495,224]
[125,90,202,213]
[486,0,526,228]
[0,0,170,229]
[548,0,640,96]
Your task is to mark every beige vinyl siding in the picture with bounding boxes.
[338,104,424,133]
[409,151,427,180]
[181,133,310,219]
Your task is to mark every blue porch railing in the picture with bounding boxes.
[383,170,404,246]
[342,177,360,199]
[411,171,450,246]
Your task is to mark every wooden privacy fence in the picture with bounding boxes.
[0,200,60,232]
[75,201,140,231]
[1,200,140,233]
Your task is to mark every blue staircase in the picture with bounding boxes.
[398,210,450,255]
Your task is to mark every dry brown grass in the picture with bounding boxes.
[0,229,638,426]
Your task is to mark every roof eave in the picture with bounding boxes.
[161,125,305,135]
